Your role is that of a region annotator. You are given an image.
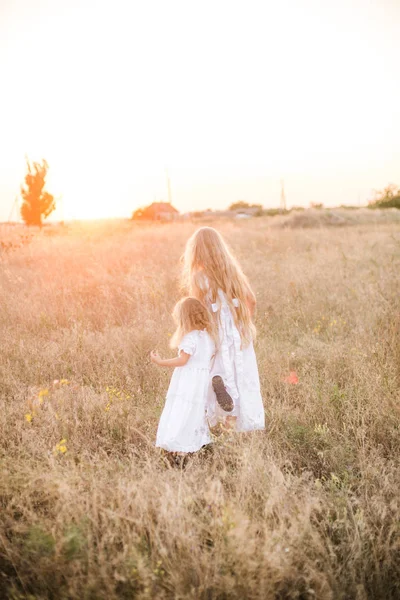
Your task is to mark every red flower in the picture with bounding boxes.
[283,371,299,385]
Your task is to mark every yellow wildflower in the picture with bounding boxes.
[38,389,49,397]
[25,413,33,423]
[54,439,67,455]
[314,423,329,435]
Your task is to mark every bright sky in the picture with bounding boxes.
[0,0,399,220]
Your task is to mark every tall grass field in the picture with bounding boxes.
[0,214,399,599]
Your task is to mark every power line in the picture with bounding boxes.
[280,179,286,212]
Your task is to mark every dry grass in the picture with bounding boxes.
[0,217,399,600]
[274,207,400,229]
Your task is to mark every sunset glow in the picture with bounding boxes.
[0,0,399,220]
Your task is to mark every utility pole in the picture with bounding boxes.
[166,168,172,204]
[280,179,286,213]
[8,195,20,223]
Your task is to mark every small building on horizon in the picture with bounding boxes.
[132,202,179,221]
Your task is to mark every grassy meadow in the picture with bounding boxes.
[0,213,399,599]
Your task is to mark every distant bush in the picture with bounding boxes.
[263,208,289,217]
[310,202,324,210]
[368,184,400,209]
[262,207,303,217]
[228,201,263,215]
[229,201,250,211]
[132,207,146,220]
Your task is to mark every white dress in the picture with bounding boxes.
[156,330,215,453]
[206,288,265,433]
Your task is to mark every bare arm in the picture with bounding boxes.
[150,350,191,368]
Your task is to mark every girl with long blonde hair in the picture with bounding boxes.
[182,227,265,432]
[151,297,216,453]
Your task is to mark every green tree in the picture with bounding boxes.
[20,158,55,226]
[229,200,249,211]
[228,201,263,212]
[368,184,400,209]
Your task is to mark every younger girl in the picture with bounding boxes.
[182,227,265,432]
[151,297,216,453]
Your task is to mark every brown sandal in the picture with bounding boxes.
[212,376,234,412]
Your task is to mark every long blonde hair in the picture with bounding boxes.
[170,296,216,349]
[181,227,256,346]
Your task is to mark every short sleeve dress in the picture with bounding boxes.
[155,330,215,453]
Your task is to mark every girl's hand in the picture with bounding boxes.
[150,350,162,365]
[150,350,190,368]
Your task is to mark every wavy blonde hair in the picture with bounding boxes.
[181,227,256,346]
[170,296,217,349]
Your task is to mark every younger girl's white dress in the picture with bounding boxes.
[204,284,265,433]
[156,330,215,453]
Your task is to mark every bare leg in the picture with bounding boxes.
[225,416,237,431]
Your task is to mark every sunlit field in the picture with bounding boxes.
[0,214,399,599]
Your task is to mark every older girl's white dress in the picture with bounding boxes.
[205,287,265,433]
[156,330,215,453]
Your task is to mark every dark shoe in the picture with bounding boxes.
[212,376,234,412]
[163,452,189,469]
